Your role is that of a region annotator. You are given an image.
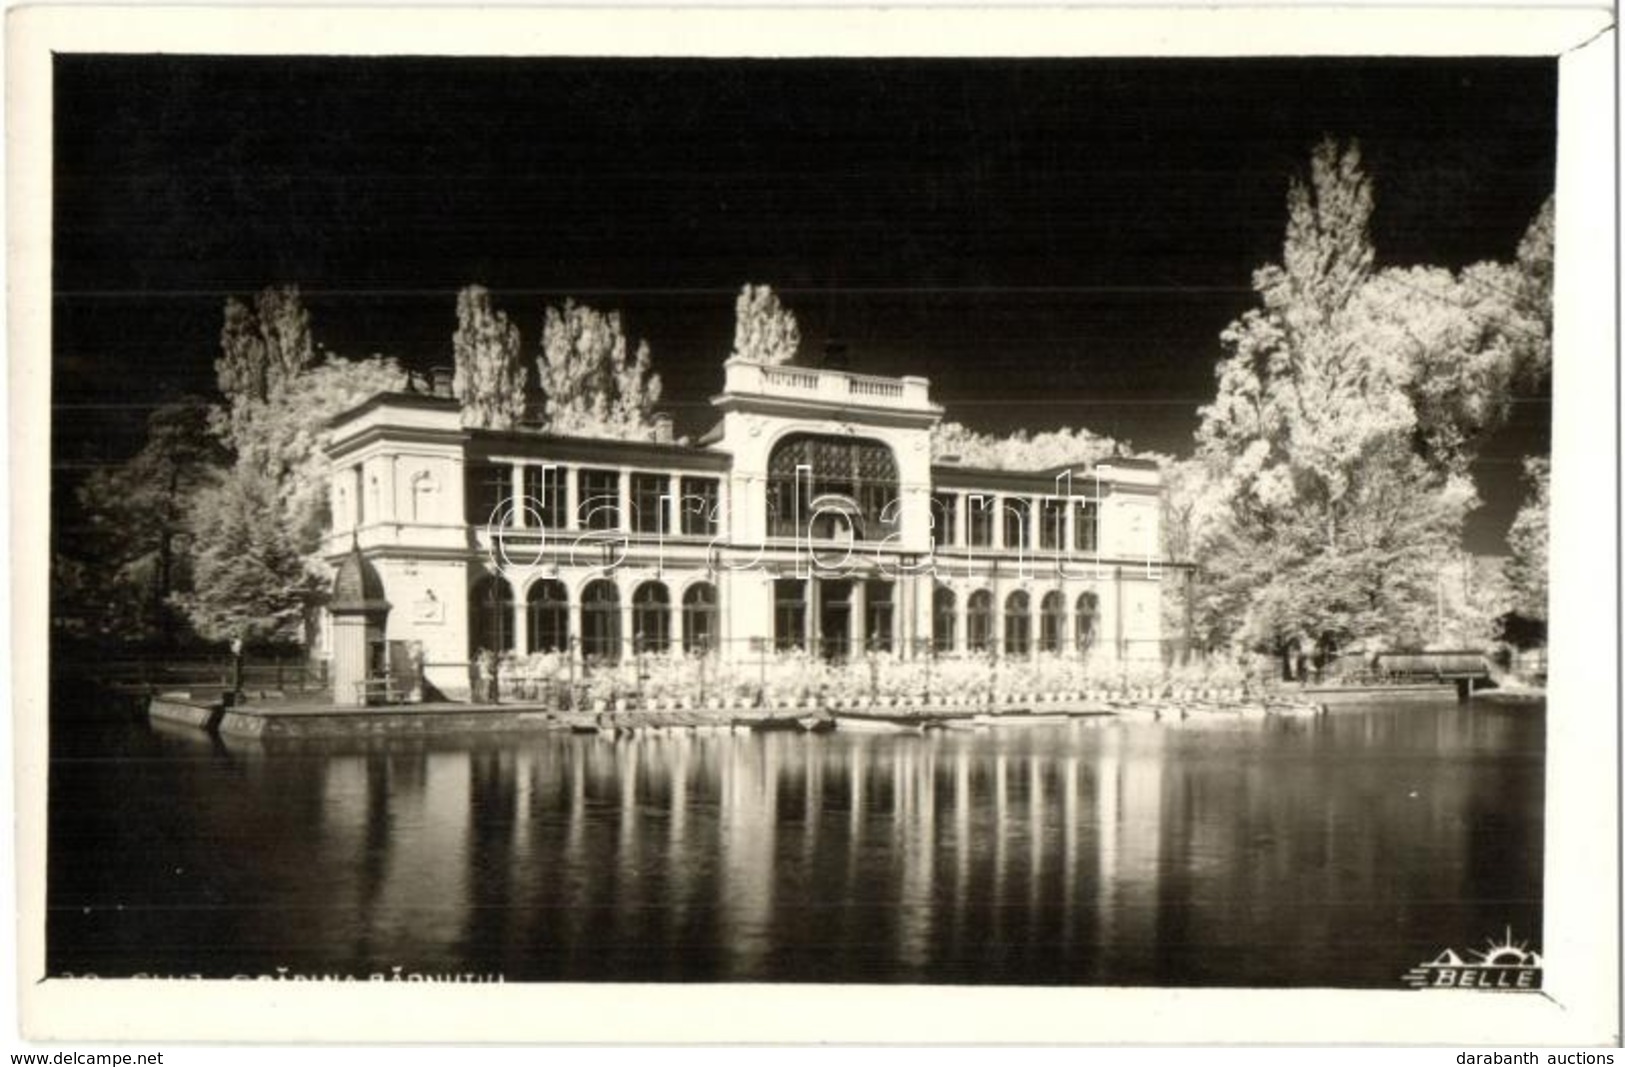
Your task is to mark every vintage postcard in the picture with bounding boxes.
[7,3,1617,1046]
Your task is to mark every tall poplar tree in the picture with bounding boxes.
[730,284,801,366]
[538,298,663,439]
[1189,139,1551,660]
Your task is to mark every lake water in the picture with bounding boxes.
[48,700,1544,987]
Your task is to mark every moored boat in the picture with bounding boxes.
[836,715,925,735]
[972,713,1072,728]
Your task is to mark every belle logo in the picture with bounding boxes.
[1403,929,1543,991]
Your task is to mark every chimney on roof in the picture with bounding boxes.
[652,413,674,444]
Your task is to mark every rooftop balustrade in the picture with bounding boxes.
[721,358,936,412]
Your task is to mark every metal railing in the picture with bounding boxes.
[79,652,330,693]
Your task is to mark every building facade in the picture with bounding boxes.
[323,358,1166,702]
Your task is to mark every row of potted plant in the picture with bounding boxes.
[486,649,1258,710]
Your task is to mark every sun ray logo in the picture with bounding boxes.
[1402,928,1543,991]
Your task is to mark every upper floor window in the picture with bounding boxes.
[577,469,621,531]
[680,477,721,537]
[1003,498,1030,550]
[930,492,958,548]
[1040,498,1066,551]
[523,465,568,529]
[967,495,995,548]
[631,473,669,535]
[465,463,511,527]
[1073,499,1099,553]
[766,433,899,540]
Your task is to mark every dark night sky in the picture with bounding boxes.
[52,55,1556,550]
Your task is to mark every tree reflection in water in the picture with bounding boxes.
[49,705,1544,987]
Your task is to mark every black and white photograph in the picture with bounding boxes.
[10,3,1618,1047]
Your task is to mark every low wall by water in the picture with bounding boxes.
[160,682,1468,741]
[1304,684,1458,705]
[147,694,224,731]
[217,705,558,739]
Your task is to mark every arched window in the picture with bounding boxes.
[581,579,621,662]
[683,582,718,654]
[470,574,515,655]
[1005,590,1032,657]
[1075,592,1099,654]
[1040,591,1066,653]
[633,581,671,654]
[933,585,957,654]
[766,433,899,540]
[967,590,994,653]
[527,579,570,653]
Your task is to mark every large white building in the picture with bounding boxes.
[322,358,1166,703]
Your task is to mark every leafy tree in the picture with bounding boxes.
[1515,195,1555,370]
[70,398,226,642]
[451,284,527,429]
[231,353,409,554]
[538,298,664,439]
[930,421,1119,471]
[731,283,801,366]
[1503,456,1550,622]
[1188,139,1548,659]
[174,288,409,649]
[1348,259,1550,477]
[173,466,323,645]
[214,285,316,448]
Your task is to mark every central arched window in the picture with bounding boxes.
[1005,590,1032,657]
[683,582,718,654]
[766,433,899,540]
[582,579,621,662]
[527,579,570,653]
[633,581,671,653]
[1040,591,1065,653]
[967,590,993,653]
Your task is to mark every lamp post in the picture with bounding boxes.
[635,634,647,711]
[697,634,709,707]
[566,634,578,711]
[913,636,933,707]
[751,636,768,707]
[989,638,1001,708]
[867,633,880,706]
[230,634,245,705]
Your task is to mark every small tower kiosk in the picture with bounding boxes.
[329,537,391,706]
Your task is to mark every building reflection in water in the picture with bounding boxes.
[182,703,1543,987]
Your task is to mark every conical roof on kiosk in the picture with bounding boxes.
[330,536,391,616]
